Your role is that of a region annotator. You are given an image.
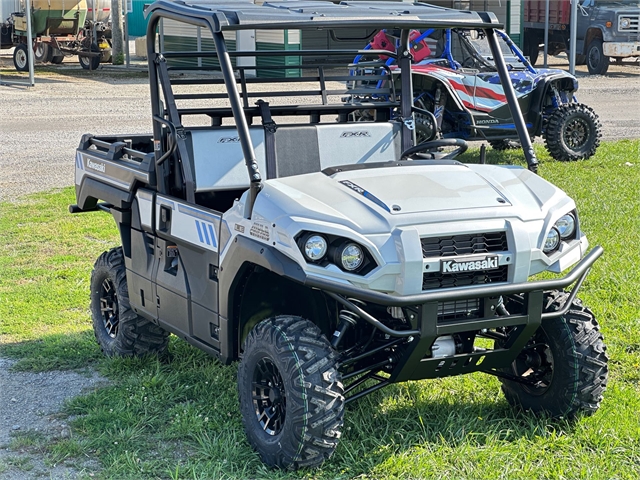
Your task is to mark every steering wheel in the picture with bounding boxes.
[400,138,468,160]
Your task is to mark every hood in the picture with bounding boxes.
[594,2,640,11]
[258,163,571,235]
[330,164,510,214]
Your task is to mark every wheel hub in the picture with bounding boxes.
[564,118,589,150]
[514,335,554,395]
[16,50,27,69]
[252,357,286,436]
[99,278,119,338]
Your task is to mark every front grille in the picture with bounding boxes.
[619,14,640,33]
[421,232,508,258]
[423,265,508,290]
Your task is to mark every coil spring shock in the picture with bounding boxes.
[332,299,366,349]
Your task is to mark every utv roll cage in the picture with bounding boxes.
[144,0,539,216]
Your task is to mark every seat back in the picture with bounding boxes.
[189,127,266,192]
[188,122,401,192]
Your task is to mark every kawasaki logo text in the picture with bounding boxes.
[441,256,499,274]
[86,159,106,173]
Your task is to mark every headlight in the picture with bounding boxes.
[337,243,365,271]
[296,231,376,274]
[543,228,560,253]
[555,214,576,239]
[620,17,631,29]
[303,234,328,261]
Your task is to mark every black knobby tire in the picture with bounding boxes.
[79,42,101,70]
[238,316,344,469]
[90,247,169,357]
[586,39,609,75]
[543,103,601,161]
[13,44,29,72]
[415,97,437,144]
[498,291,608,418]
[51,54,64,64]
[489,139,521,151]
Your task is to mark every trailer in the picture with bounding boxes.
[0,0,112,71]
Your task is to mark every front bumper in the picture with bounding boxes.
[603,42,640,57]
[308,246,603,382]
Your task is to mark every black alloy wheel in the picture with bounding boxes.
[563,115,590,151]
[99,277,119,338]
[510,330,554,396]
[252,357,287,435]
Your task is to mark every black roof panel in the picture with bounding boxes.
[146,0,502,32]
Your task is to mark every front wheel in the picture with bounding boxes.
[13,44,29,72]
[34,42,52,63]
[543,103,601,161]
[238,316,344,469]
[90,247,169,357]
[498,291,608,418]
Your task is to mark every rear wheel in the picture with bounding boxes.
[498,291,608,418]
[90,247,169,357]
[586,39,609,75]
[79,42,100,70]
[489,139,521,151]
[34,42,52,63]
[238,316,344,469]
[414,97,437,143]
[13,44,29,72]
[543,103,601,161]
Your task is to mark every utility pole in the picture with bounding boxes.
[111,0,124,64]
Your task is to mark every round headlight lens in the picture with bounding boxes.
[304,235,328,261]
[621,18,631,28]
[555,214,576,239]
[340,243,364,271]
[543,228,560,253]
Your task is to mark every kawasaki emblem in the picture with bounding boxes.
[441,255,499,274]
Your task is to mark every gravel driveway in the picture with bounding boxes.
[0,53,639,478]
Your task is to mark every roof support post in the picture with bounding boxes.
[398,29,415,154]
[211,29,262,218]
[484,28,539,174]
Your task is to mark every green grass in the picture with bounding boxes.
[1,141,640,479]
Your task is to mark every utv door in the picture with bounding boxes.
[153,195,222,353]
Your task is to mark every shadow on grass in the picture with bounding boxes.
[1,331,577,477]
[329,379,578,476]
[16,336,573,479]
[0,331,103,372]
